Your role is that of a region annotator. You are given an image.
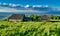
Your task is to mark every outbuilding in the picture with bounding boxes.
[8,14,25,22]
[23,17,34,21]
[41,15,50,21]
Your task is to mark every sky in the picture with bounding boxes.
[0,0,60,12]
[0,0,60,6]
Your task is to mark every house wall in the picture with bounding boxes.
[9,19,22,22]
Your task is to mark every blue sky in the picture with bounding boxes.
[0,0,60,12]
[0,0,60,6]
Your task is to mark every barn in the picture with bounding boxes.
[40,15,50,21]
[8,14,25,22]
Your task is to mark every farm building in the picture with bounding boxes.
[40,15,50,21]
[23,17,34,21]
[8,14,25,22]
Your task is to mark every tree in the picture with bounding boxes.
[50,15,54,19]
[29,14,38,21]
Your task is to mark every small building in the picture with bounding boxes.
[23,17,34,21]
[41,15,50,21]
[38,15,50,21]
[8,14,25,22]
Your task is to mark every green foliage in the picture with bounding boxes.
[0,21,60,36]
[29,14,38,21]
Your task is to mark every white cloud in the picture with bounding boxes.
[0,3,52,12]
[42,5,49,8]
[0,7,42,12]
[12,4,17,7]
[16,4,20,6]
[52,7,60,11]
[25,5,30,8]
[45,5,48,7]
[33,5,42,7]
[9,3,12,6]
[9,3,17,7]
[0,3,1,5]
[3,3,7,5]
[16,4,24,7]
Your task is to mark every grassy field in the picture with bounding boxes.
[0,21,60,36]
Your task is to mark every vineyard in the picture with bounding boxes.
[0,21,60,36]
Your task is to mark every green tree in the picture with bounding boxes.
[29,14,38,21]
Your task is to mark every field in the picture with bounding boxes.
[0,21,60,36]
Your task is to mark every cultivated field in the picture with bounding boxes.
[0,21,60,36]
